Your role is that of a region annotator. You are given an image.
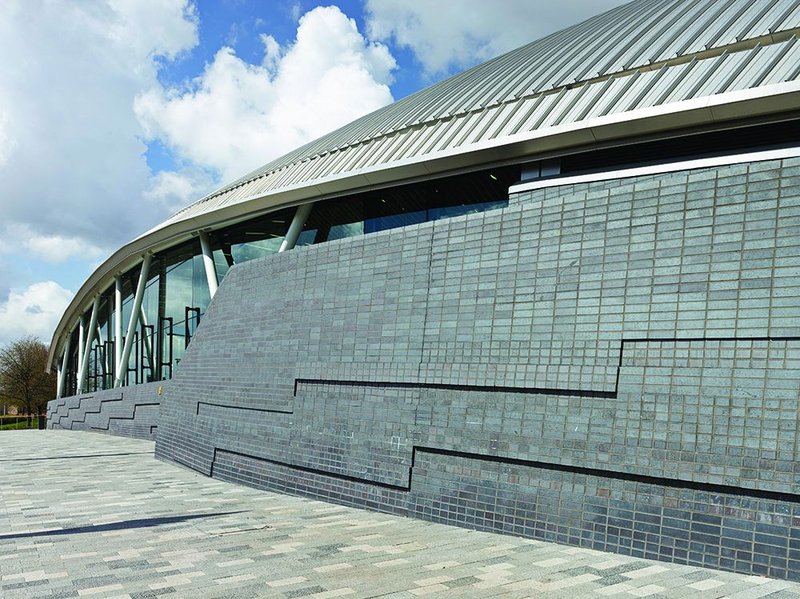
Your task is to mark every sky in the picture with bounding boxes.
[0,0,629,348]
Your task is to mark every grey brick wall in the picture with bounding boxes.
[47,382,162,440]
[154,155,800,580]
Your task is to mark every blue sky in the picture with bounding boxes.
[0,0,628,347]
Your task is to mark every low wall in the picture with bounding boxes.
[47,382,163,440]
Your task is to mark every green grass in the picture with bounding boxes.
[0,416,39,430]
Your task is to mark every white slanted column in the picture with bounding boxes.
[114,254,152,388]
[56,334,72,399]
[76,296,100,394]
[198,230,219,298]
[279,203,313,253]
[114,276,122,380]
[56,361,62,400]
[77,316,85,381]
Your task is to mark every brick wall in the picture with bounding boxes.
[153,156,800,579]
[47,382,162,441]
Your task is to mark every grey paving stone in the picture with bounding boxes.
[3,431,800,598]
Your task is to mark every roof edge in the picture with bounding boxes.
[47,81,800,370]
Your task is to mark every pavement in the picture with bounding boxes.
[2,431,800,599]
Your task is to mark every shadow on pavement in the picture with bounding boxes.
[0,511,248,540]
[0,451,154,462]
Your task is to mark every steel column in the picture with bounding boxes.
[114,254,151,388]
[198,230,219,298]
[56,361,62,399]
[76,296,100,394]
[56,334,71,399]
[278,203,313,252]
[77,316,85,379]
[114,276,122,375]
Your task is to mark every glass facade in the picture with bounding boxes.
[62,164,518,394]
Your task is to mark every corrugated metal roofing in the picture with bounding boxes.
[148,0,800,234]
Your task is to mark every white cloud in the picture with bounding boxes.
[0,223,106,264]
[23,234,106,265]
[0,0,198,251]
[260,34,282,72]
[0,1,398,348]
[365,0,629,76]
[0,111,13,166]
[134,6,396,183]
[0,282,74,347]
[143,169,217,214]
[0,0,197,344]
[107,0,198,62]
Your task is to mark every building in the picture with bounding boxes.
[47,0,800,580]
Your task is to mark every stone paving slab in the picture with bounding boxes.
[2,431,800,599]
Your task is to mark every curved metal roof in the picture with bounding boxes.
[50,0,800,368]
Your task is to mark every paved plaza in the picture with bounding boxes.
[2,431,800,599]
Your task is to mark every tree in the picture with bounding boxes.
[0,336,55,426]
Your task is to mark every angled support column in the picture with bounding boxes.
[77,316,85,379]
[56,361,62,400]
[76,296,100,394]
[279,203,313,253]
[114,276,122,377]
[114,254,151,388]
[198,230,219,298]
[56,334,71,399]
